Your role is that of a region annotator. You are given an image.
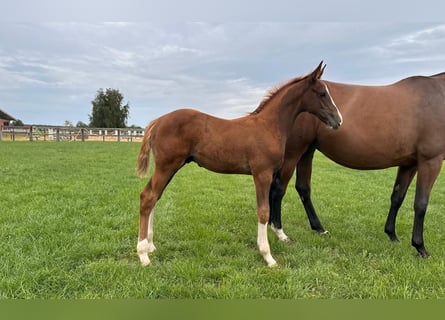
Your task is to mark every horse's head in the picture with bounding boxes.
[300,61,343,129]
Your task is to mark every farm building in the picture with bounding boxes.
[0,109,16,127]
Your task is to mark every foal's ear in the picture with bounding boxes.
[312,61,326,80]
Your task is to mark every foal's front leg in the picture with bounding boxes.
[254,171,278,268]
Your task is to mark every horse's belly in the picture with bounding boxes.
[193,154,252,174]
[317,134,416,170]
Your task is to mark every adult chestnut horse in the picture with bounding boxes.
[268,72,445,258]
[135,62,342,267]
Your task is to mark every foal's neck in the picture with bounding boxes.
[257,82,306,137]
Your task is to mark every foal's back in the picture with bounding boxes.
[151,109,279,174]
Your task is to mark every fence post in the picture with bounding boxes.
[0,123,2,141]
[29,126,33,142]
[117,129,121,142]
[11,126,15,141]
[81,128,85,142]
[56,128,60,142]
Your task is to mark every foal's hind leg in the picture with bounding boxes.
[384,165,417,242]
[137,166,178,266]
[269,163,295,242]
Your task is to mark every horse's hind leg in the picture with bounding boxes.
[137,166,179,266]
[384,165,417,242]
[411,157,443,258]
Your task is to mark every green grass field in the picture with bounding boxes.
[2,141,445,298]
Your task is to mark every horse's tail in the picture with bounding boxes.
[136,120,157,177]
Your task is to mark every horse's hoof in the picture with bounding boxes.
[268,261,279,268]
[319,230,330,236]
[386,233,399,242]
[417,250,430,259]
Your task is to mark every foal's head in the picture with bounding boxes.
[286,62,343,129]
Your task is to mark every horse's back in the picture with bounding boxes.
[157,108,207,125]
[153,108,215,137]
[429,71,445,79]
[308,77,445,169]
[148,109,210,158]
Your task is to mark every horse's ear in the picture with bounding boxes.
[312,61,325,80]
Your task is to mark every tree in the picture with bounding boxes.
[76,121,88,128]
[64,120,74,127]
[13,119,24,126]
[89,88,130,128]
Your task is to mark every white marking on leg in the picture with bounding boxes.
[271,224,290,242]
[137,239,151,266]
[147,210,156,253]
[257,222,278,268]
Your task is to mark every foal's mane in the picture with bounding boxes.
[250,73,310,115]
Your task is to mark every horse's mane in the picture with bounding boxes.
[250,73,310,115]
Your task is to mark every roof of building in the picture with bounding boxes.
[0,109,16,121]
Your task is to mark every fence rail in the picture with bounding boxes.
[0,125,145,142]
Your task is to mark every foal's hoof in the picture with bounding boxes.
[319,230,330,236]
[282,238,295,245]
[147,243,157,253]
[271,226,290,242]
[137,239,153,266]
[268,261,279,269]
[138,253,151,266]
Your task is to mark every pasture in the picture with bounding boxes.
[1,141,445,298]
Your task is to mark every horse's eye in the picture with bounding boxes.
[319,92,326,98]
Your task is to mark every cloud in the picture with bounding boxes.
[371,25,445,59]
[356,24,445,80]
[2,22,445,125]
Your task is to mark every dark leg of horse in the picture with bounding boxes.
[384,165,417,242]
[137,165,179,266]
[254,170,278,267]
[411,158,443,258]
[269,172,284,228]
[269,159,298,242]
[295,147,327,234]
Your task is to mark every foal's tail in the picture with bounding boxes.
[136,120,157,177]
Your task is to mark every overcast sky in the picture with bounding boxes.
[1,1,445,126]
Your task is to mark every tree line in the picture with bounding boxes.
[13,88,137,128]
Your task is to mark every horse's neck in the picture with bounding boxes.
[258,86,305,137]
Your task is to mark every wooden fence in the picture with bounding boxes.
[0,125,144,142]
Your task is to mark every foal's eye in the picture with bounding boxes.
[319,92,326,98]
